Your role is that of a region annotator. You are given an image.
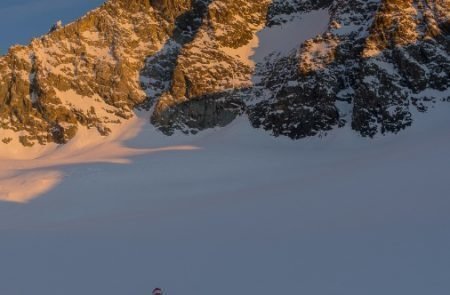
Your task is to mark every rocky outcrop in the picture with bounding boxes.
[248,0,450,138]
[352,0,450,136]
[0,0,183,145]
[145,0,449,139]
[146,0,271,134]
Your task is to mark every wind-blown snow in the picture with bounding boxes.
[0,116,198,203]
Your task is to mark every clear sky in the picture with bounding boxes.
[0,0,105,54]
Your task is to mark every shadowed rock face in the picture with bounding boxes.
[0,0,449,146]
[150,0,193,20]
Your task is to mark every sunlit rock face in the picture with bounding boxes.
[0,0,172,145]
[0,0,449,145]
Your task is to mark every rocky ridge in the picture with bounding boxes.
[0,0,449,146]
[247,0,450,138]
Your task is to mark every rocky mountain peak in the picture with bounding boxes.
[0,0,448,146]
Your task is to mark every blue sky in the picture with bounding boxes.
[0,0,105,54]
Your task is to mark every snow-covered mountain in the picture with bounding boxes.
[1,2,450,294]
[0,0,449,146]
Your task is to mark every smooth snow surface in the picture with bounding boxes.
[251,9,330,63]
[1,103,450,295]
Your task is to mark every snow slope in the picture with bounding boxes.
[0,102,450,295]
[251,9,330,64]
